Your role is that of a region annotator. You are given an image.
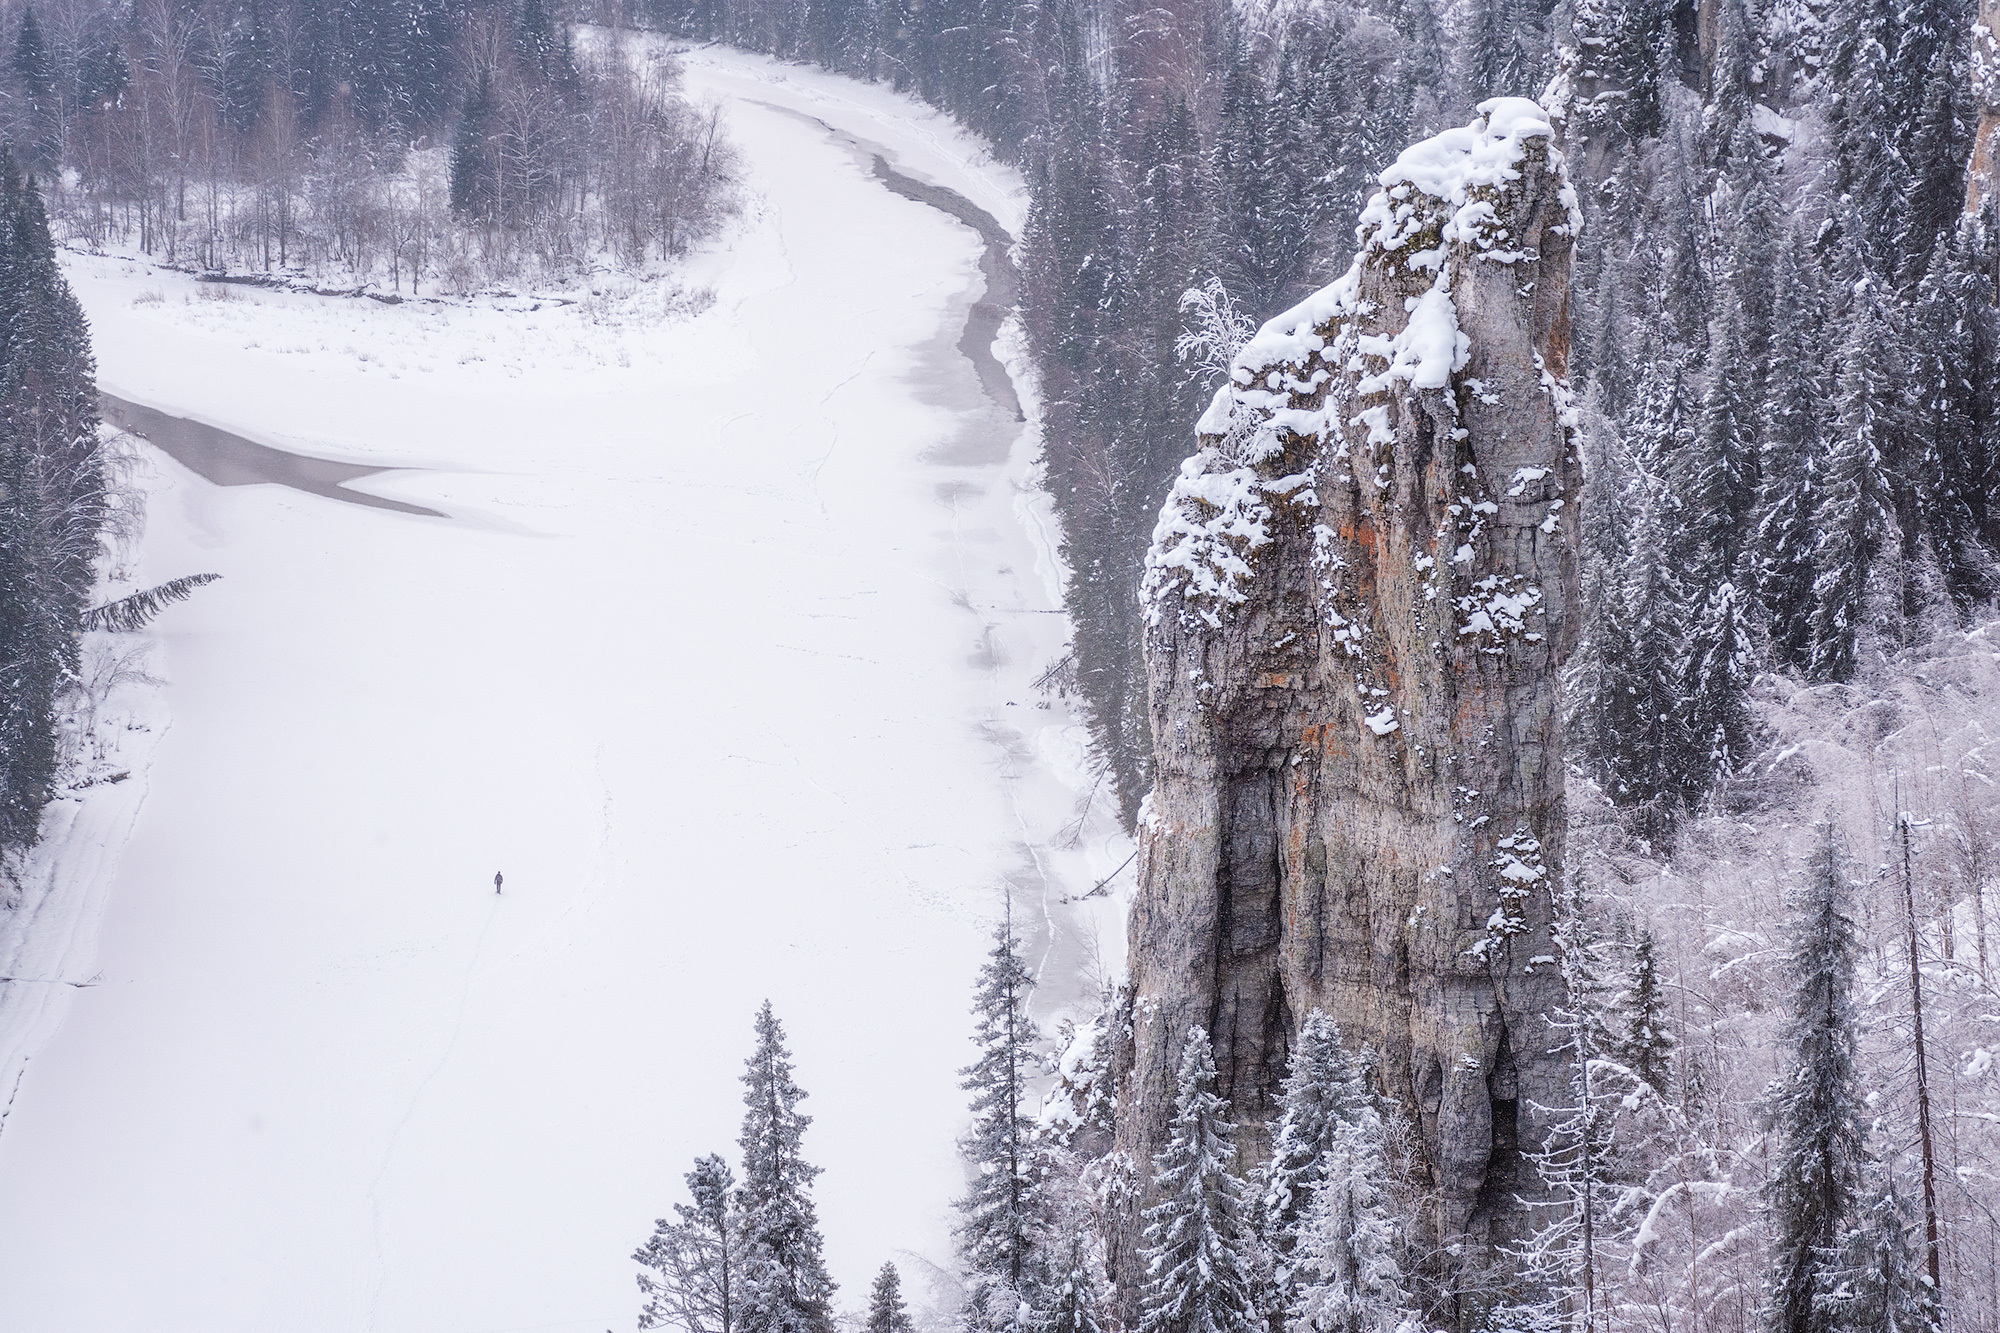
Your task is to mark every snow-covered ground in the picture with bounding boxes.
[0,47,1129,1333]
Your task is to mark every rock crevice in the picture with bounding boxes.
[1110,97,1582,1306]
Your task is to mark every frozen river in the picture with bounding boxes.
[0,46,1128,1333]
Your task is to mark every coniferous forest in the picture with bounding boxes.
[627,0,1999,832]
[4,0,2000,1328]
[0,154,101,852]
[0,0,741,289]
[606,0,2000,1326]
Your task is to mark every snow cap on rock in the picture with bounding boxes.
[1142,94,1575,630]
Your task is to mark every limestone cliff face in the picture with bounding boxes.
[1109,98,1580,1298]
[1971,4,2000,214]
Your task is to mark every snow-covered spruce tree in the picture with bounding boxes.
[1495,876,1621,1333]
[1822,0,1900,277]
[1616,930,1675,1096]
[1807,283,1897,684]
[1040,1230,1108,1333]
[736,1003,836,1333]
[867,1263,917,1333]
[447,69,495,220]
[1905,227,1997,613]
[1756,232,1828,676]
[1610,482,1693,836]
[1567,398,1643,805]
[956,904,1043,1331]
[1684,572,1756,790]
[1765,828,1867,1333]
[1691,299,1761,586]
[1816,1170,1941,1333]
[637,1154,739,1333]
[1281,1038,1420,1333]
[1137,1028,1261,1333]
[1257,1010,1367,1325]
[1891,46,1967,295]
[1625,330,1699,567]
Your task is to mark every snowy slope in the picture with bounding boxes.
[0,49,1129,1333]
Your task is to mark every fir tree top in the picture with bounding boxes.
[867,1263,916,1333]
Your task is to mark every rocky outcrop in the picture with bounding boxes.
[1971,2,2000,215]
[1109,98,1581,1310]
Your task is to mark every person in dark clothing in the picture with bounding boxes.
[494,871,503,894]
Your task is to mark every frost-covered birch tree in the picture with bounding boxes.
[1495,878,1622,1333]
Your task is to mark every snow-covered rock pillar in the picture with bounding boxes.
[1109,98,1581,1307]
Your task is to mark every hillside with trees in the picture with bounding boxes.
[599,0,2000,1327]
[625,0,1998,834]
[0,0,740,290]
[6,0,2000,1328]
[0,152,104,857]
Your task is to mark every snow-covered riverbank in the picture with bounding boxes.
[0,48,1128,1333]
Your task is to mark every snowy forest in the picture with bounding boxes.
[1,0,1999,1326]
[631,0,1998,829]
[612,0,2000,1326]
[0,0,741,288]
[0,155,99,851]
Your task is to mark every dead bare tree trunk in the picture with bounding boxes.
[1903,807,1945,1299]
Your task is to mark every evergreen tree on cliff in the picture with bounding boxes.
[957,901,1043,1331]
[1281,1029,1415,1333]
[1258,1010,1367,1326]
[736,1003,836,1333]
[1765,828,1867,1333]
[1137,1028,1260,1333]
[866,1263,916,1333]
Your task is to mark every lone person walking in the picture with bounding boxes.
[494,871,503,895]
